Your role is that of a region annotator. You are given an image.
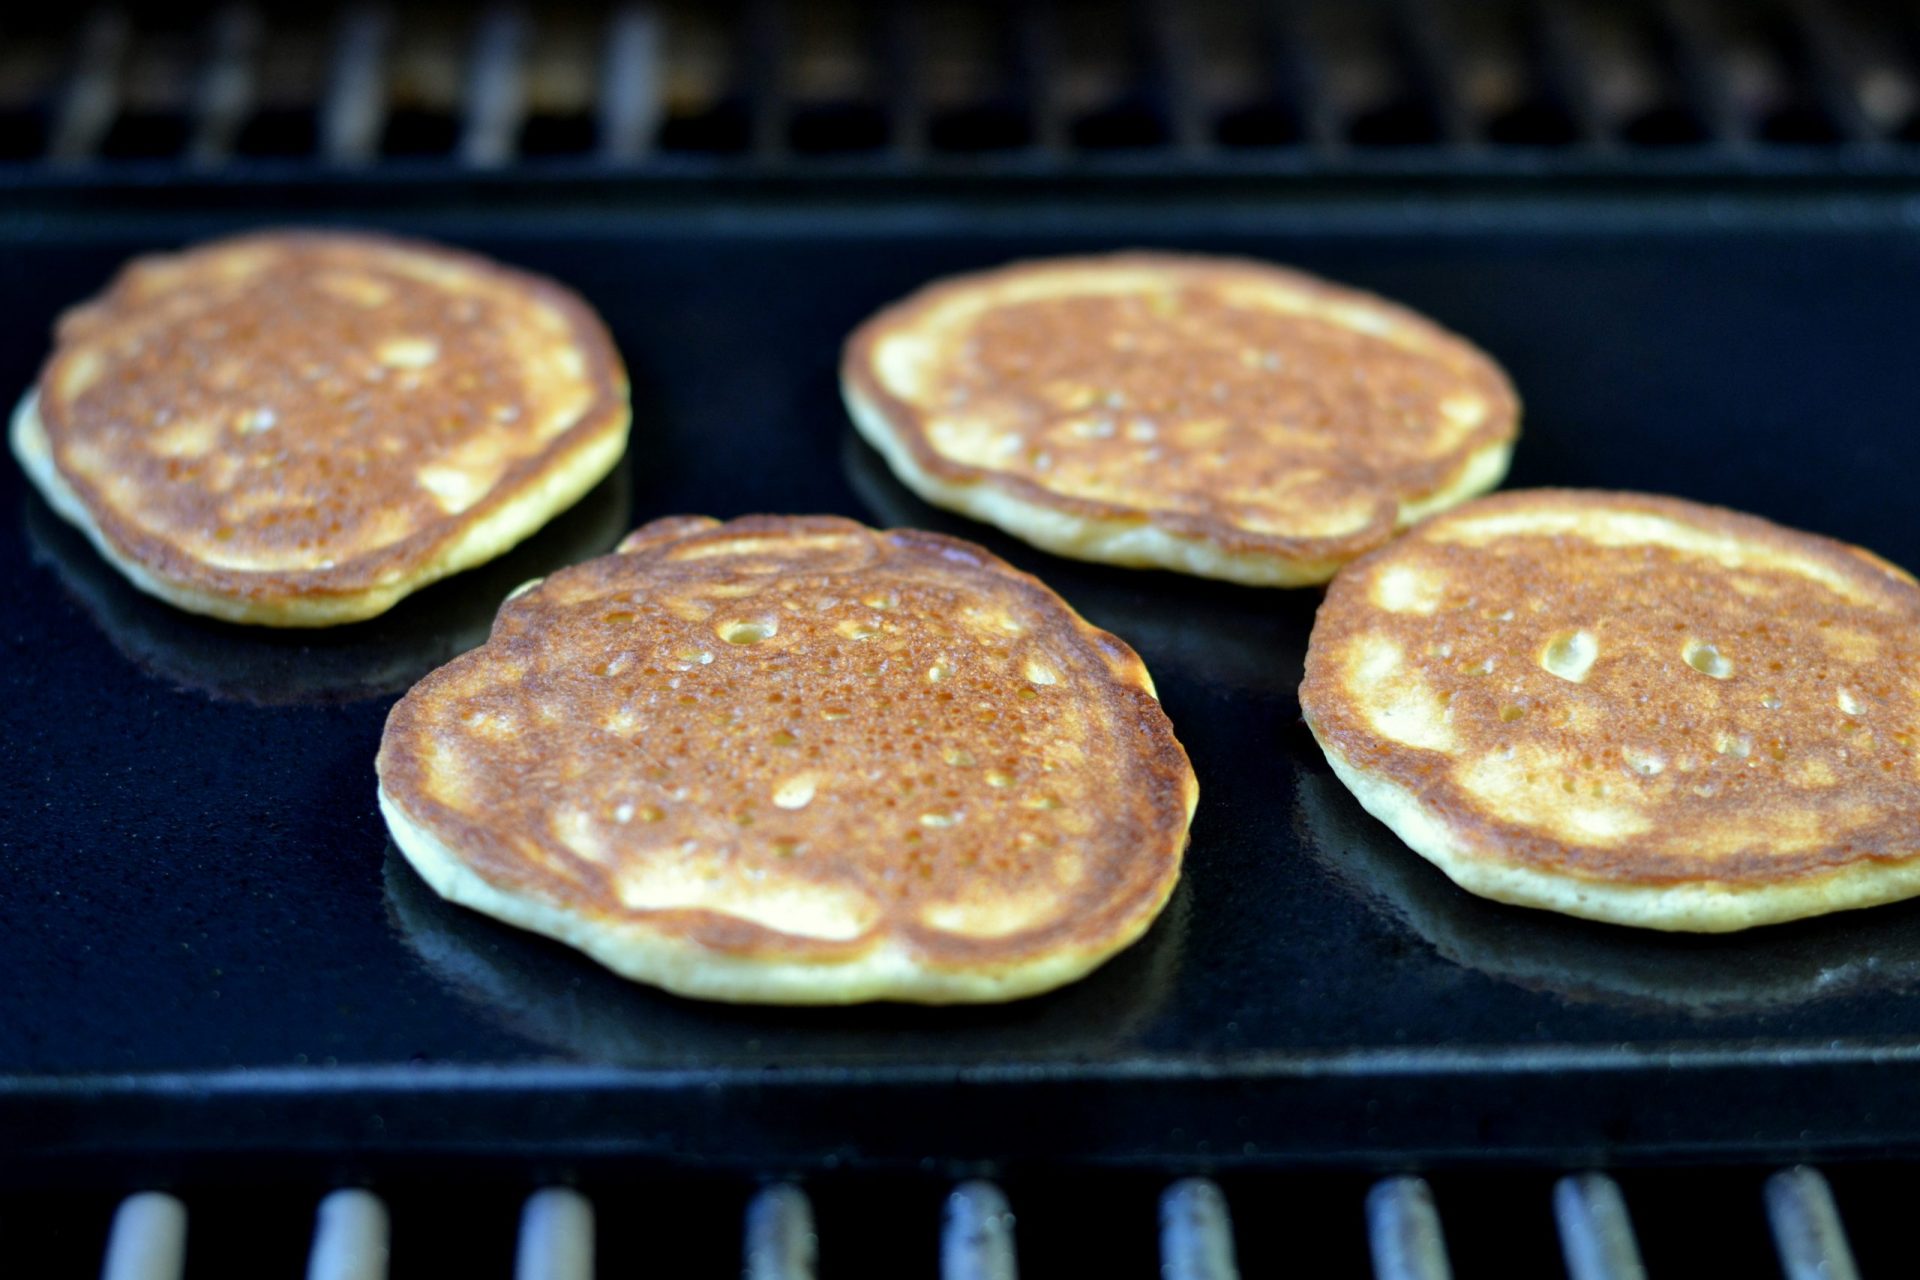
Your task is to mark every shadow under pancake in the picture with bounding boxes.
[383,845,1187,1066]
[23,454,633,706]
[1291,747,1920,1017]
[840,427,1313,701]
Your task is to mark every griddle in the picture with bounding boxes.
[9,177,1920,1183]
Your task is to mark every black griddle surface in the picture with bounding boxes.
[9,190,1920,1174]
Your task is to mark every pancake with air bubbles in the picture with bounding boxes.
[842,252,1518,586]
[12,229,630,626]
[1302,489,1920,932]
[377,514,1196,1004]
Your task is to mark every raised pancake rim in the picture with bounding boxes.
[1301,487,1920,932]
[841,251,1519,585]
[375,514,1199,1004]
[19,229,632,626]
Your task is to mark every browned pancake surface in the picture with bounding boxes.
[1303,490,1920,886]
[845,252,1518,561]
[35,229,627,604]
[378,515,1194,978]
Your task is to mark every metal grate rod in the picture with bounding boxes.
[600,4,664,161]
[1145,0,1212,155]
[307,1189,390,1280]
[48,7,128,166]
[744,1184,817,1280]
[1530,0,1614,146]
[943,1180,1018,1280]
[1264,0,1341,150]
[1159,1178,1240,1280]
[1016,2,1068,157]
[188,5,261,168]
[1386,0,1477,146]
[515,1187,594,1280]
[321,5,390,164]
[884,3,929,161]
[461,4,528,167]
[1655,0,1749,146]
[1366,1177,1454,1280]
[100,1192,188,1280]
[1780,0,1879,144]
[743,0,790,160]
[1554,1173,1648,1280]
[1766,1166,1861,1280]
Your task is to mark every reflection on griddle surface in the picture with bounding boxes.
[1292,751,1920,1017]
[23,455,632,706]
[384,845,1186,1065]
[841,428,1313,701]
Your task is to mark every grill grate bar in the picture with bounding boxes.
[1553,1173,1648,1280]
[514,1186,594,1280]
[1016,3,1068,157]
[187,6,260,169]
[743,0,789,161]
[1767,1166,1862,1280]
[48,8,128,166]
[306,1188,390,1280]
[101,1192,187,1280]
[883,3,929,161]
[744,1183,817,1280]
[1158,1177,1241,1280]
[1526,0,1613,146]
[1654,0,1750,145]
[1366,1176,1454,1280]
[1144,0,1212,155]
[1781,0,1880,144]
[942,1180,1018,1280]
[461,4,528,168]
[1263,0,1342,150]
[62,1164,1893,1275]
[1387,0,1478,146]
[19,1,1920,170]
[599,4,664,161]
[320,5,389,164]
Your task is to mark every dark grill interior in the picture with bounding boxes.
[1,0,1917,172]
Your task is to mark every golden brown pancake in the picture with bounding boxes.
[1301,489,1920,931]
[842,252,1518,586]
[12,229,630,626]
[376,514,1196,1004]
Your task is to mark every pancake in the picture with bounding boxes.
[842,252,1518,586]
[1301,489,1920,932]
[376,514,1197,1004]
[12,229,630,626]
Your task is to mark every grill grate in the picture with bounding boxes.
[3,0,1919,174]
[67,1163,1864,1278]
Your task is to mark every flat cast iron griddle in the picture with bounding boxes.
[8,181,1920,1178]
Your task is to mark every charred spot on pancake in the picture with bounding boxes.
[376,514,1196,1004]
